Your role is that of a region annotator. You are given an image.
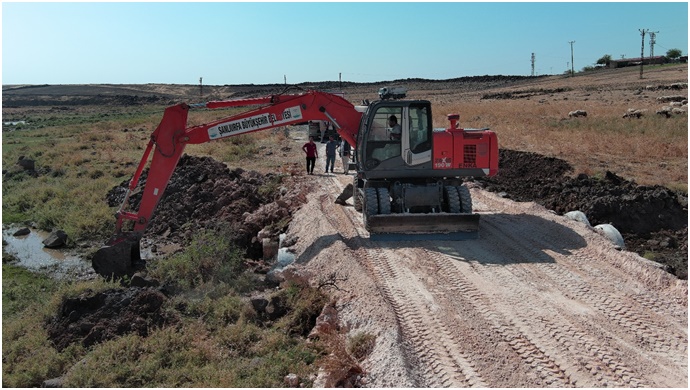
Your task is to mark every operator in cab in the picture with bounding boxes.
[389,115,402,140]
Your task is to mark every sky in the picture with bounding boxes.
[2,1,688,85]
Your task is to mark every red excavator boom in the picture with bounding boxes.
[112,91,361,239]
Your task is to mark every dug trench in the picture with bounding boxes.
[46,149,687,366]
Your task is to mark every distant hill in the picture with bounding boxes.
[2,66,686,107]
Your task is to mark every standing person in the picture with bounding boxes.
[302,136,318,174]
[324,135,338,173]
[339,139,352,174]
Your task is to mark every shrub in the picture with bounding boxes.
[348,331,376,361]
[149,229,245,290]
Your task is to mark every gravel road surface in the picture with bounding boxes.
[286,154,688,387]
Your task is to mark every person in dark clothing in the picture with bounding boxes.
[302,136,318,174]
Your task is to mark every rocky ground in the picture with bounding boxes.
[3,68,687,386]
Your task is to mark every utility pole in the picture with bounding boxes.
[339,72,342,89]
[531,53,535,76]
[649,31,659,58]
[639,29,649,79]
[284,75,287,85]
[199,77,203,98]
[568,41,575,76]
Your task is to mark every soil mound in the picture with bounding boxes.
[106,154,312,259]
[46,287,174,351]
[477,149,688,278]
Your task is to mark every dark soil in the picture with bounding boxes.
[46,287,176,352]
[476,149,688,279]
[106,154,312,260]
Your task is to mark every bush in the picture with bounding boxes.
[149,229,245,290]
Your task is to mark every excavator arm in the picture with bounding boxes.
[94,90,362,278]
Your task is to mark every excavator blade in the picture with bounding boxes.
[367,213,480,240]
[92,233,145,279]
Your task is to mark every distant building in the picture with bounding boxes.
[608,56,668,68]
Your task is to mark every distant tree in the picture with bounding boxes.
[596,54,612,66]
[666,48,683,60]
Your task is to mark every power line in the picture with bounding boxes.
[649,31,660,57]
[531,53,535,76]
[568,41,575,76]
[639,29,649,79]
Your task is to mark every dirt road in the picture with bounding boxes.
[286,154,687,387]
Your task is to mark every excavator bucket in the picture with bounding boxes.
[366,213,481,241]
[92,233,144,279]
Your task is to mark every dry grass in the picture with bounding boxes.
[427,66,688,190]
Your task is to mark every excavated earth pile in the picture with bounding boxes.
[476,149,688,279]
[106,154,313,259]
[46,287,175,352]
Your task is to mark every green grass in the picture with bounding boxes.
[2,227,332,387]
[2,263,59,318]
[1,105,276,243]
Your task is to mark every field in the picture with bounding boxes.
[2,64,687,387]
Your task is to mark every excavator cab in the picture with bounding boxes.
[353,99,498,237]
[356,100,433,177]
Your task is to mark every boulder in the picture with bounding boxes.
[594,224,625,249]
[13,227,31,237]
[564,211,591,227]
[42,230,68,248]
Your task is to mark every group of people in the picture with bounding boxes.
[301,114,400,175]
[302,136,352,175]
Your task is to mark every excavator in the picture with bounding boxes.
[92,87,498,278]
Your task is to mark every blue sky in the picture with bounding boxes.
[2,2,688,85]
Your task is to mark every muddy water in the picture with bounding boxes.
[2,225,96,280]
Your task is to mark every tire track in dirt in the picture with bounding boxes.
[410,246,575,387]
[303,177,686,387]
[315,175,487,387]
[481,216,688,368]
[354,245,486,387]
[451,218,652,387]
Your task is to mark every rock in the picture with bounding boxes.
[594,224,625,250]
[284,373,300,387]
[42,230,68,248]
[41,377,64,388]
[657,95,686,103]
[130,273,160,288]
[262,238,279,260]
[13,227,31,236]
[564,211,591,227]
[308,302,339,339]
